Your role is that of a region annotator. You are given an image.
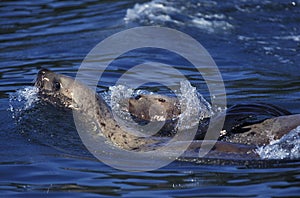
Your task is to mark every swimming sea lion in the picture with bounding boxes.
[127,91,295,146]
[128,93,212,139]
[35,69,158,151]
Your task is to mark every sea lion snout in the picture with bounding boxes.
[35,69,62,93]
[35,69,52,89]
[35,69,47,89]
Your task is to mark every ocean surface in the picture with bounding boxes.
[1,0,300,197]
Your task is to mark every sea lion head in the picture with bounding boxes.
[128,94,181,121]
[35,69,76,108]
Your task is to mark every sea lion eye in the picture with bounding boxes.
[53,81,61,91]
[135,95,142,100]
[158,98,166,103]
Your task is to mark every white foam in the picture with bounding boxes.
[191,16,233,32]
[256,126,300,160]
[274,35,300,42]
[124,0,234,33]
[124,0,179,24]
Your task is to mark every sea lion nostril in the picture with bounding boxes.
[37,69,50,78]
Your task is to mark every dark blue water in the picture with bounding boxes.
[1,0,300,197]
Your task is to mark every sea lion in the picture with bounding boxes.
[128,93,212,139]
[35,69,158,151]
[34,69,297,155]
[128,93,294,145]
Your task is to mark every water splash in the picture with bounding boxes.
[256,126,300,160]
[9,86,39,120]
[108,84,134,121]
[176,80,212,131]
